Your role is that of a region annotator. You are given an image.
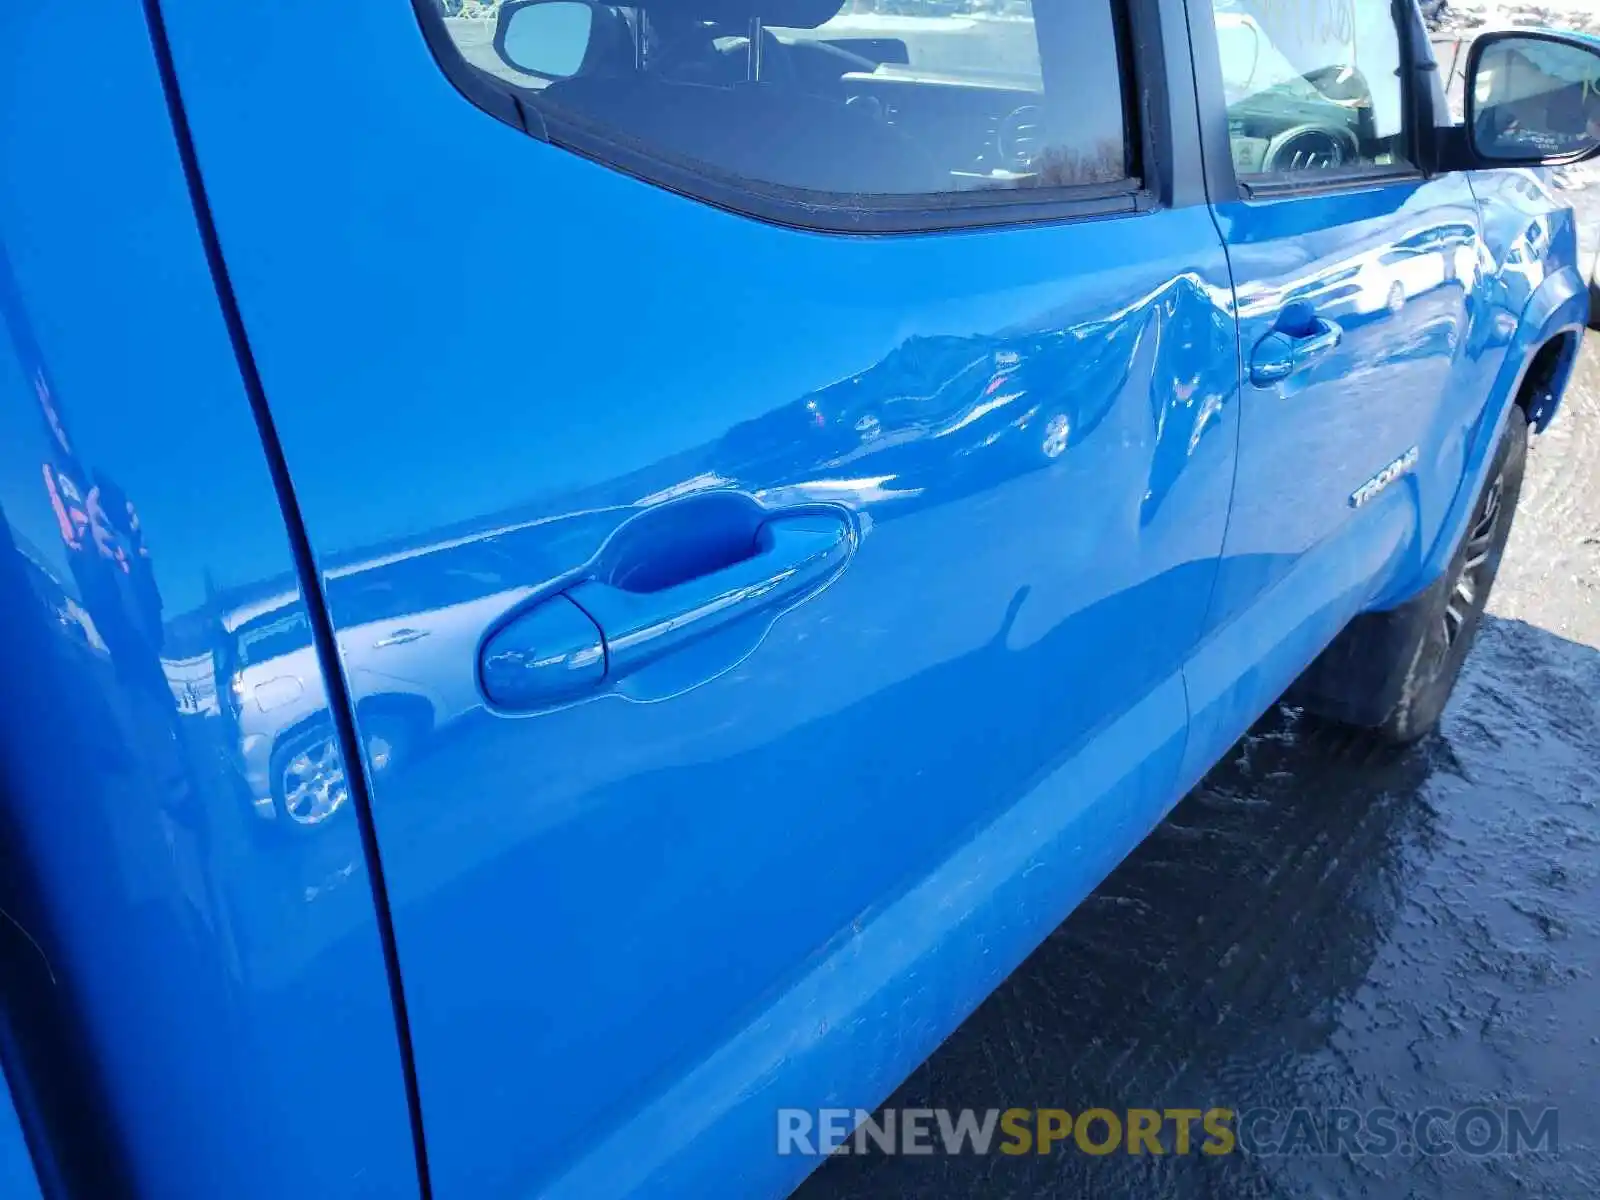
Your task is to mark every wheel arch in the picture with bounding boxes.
[1503,265,1587,435]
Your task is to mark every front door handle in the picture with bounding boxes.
[1250,316,1343,387]
[481,506,854,709]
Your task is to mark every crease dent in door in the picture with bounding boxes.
[149,3,1240,1193]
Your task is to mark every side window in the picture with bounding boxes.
[1208,0,1409,178]
[430,1,1132,206]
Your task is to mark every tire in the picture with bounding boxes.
[1290,406,1528,744]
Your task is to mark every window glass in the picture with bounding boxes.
[436,0,1130,198]
[234,609,313,667]
[774,4,1043,89]
[1208,0,1409,177]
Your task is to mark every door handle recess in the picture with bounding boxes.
[1250,316,1343,387]
[480,509,853,710]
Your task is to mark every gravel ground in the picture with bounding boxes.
[799,324,1600,1200]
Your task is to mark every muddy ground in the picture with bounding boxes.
[801,311,1600,1198]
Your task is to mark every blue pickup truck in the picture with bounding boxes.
[1,1,1598,1196]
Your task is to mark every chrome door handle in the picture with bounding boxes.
[374,627,430,648]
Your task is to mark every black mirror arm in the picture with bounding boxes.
[1433,124,1472,174]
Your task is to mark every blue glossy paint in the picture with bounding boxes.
[1248,310,1344,386]
[1185,173,1492,783]
[1383,168,1587,601]
[482,495,857,709]
[0,1062,41,1200]
[0,4,416,1196]
[481,593,607,708]
[1209,175,1489,629]
[156,3,1239,1195]
[1471,169,1587,431]
[1183,150,1593,789]
[2,1,1592,1197]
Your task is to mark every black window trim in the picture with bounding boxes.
[1239,162,1426,198]
[1186,0,1439,204]
[409,0,1198,234]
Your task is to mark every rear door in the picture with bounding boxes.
[1182,0,1493,778]
[158,0,1237,1194]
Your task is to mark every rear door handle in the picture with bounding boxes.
[1250,316,1343,387]
[571,514,851,681]
[481,506,854,709]
[374,627,430,648]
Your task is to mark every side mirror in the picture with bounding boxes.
[1466,30,1600,165]
[494,0,599,81]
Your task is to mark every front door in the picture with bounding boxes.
[160,0,1238,1194]
[1184,0,1489,779]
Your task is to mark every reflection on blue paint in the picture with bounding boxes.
[0,5,417,1194]
[1,2,1588,1196]
[0,1060,41,1200]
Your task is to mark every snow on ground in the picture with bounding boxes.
[1429,0,1600,34]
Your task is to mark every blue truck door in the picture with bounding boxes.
[1183,0,1488,781]
[157,0,1237,1194]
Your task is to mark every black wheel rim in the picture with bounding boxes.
[1441,468,1505,653]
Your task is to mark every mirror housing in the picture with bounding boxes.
[1465,30,1600,167]
[494,0,601,81]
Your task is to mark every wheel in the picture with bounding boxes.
[267,714,412,830]
[270,721,350,828]
[1288,406,1528,744]
[1386,280,1406,315]
[1377,406,1526,742]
